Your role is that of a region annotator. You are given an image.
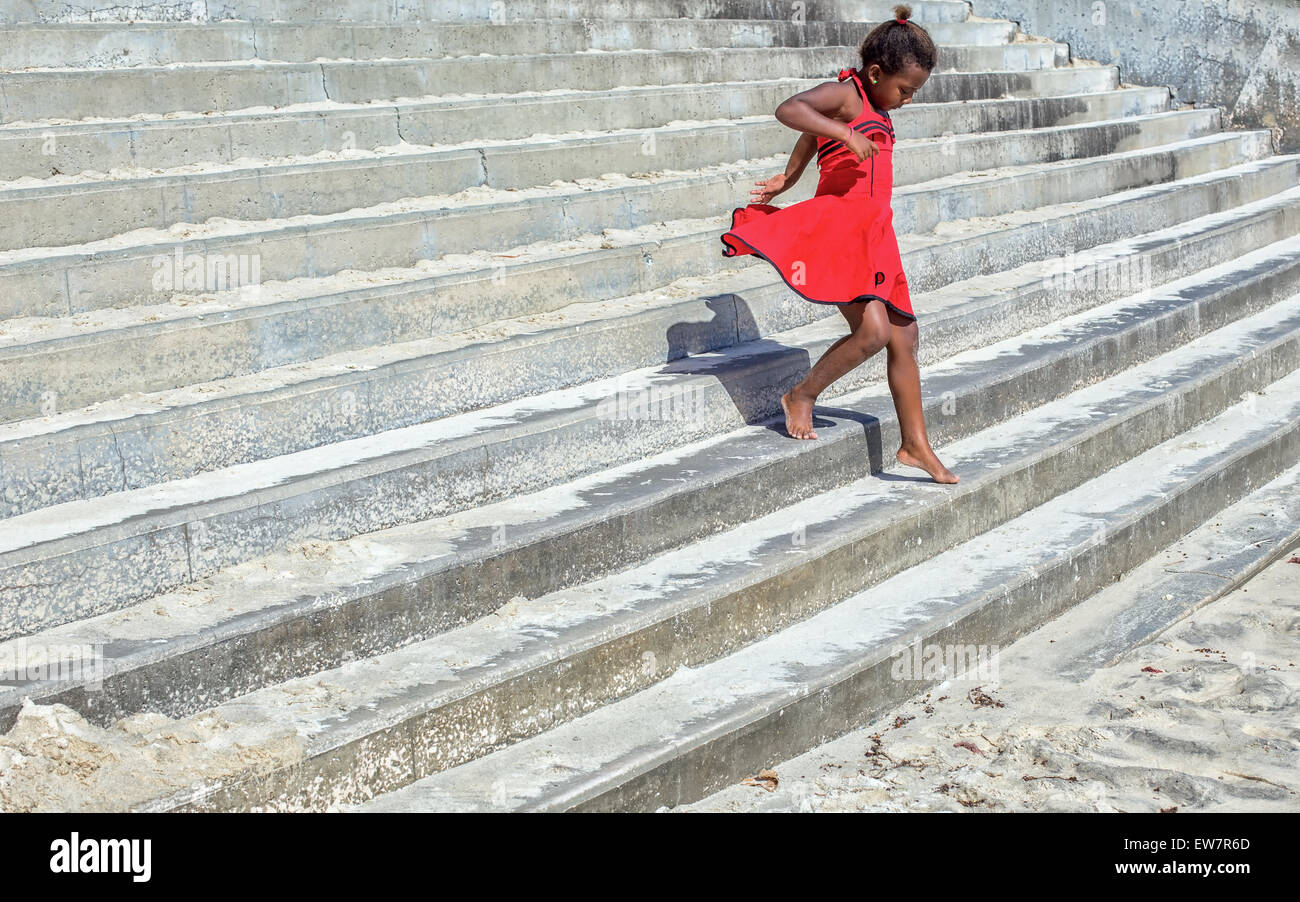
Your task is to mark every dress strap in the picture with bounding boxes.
[838,66,894,133]
[837,67,869,109]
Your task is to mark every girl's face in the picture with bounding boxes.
[864,61,930,110]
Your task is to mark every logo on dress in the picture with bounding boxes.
[874,271,886,287]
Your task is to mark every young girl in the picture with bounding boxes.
[720,4,958,485]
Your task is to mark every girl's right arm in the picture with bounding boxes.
[785,132,817,182]
[774,80,878,162]
[749,133,817,203]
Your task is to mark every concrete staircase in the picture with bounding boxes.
[0,0,1296,811]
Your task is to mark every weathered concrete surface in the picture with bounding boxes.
[0,19,1018,69]
[208,360,1300,812]
[1,1,1297,813]
[0,117,1243,418]
[0,0,974,26]
[5,236,1296,739]
[682,490,1300,813]
[4,300,1290,812]
[0,47,1090,126]
[0,84,1170,183]
[4,146,1291,525]
[352,376,1300,812]
[0,100,1204,254]
[973,0,1300,151]
[1,158,1294,641]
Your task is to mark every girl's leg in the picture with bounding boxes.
[884,311,958,483]
[781,299,890,439]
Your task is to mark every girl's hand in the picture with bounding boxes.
[750,173,788,204]
[844,129,879,162]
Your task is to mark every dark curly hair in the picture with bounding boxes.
[857,4,938,75]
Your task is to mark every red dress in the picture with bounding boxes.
[719,67,915,321]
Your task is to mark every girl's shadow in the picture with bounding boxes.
[659,293,909,477]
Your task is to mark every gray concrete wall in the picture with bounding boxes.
[971,0,1300,150]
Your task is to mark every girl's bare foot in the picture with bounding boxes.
[897,442,959,483]
[780,389,818,439]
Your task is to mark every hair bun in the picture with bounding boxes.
[893,4,912,21]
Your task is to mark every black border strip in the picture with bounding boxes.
[816,122,893,162]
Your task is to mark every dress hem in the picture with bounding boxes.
[719,206,917,323]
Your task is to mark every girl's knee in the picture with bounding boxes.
[852,315,890,355]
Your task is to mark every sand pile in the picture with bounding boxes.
[0,700,304,812]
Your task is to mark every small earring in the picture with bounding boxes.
[871,78,878,84]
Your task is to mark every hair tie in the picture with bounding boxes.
[896,17,907,23]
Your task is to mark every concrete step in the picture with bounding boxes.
[32,286,1300,811]
[0,18,1021,70]
[0,120,1266,323]
[4,232,1299,733]
[0,84,1171,182]
[0,45,1085,126]
[0,1,976,27]
[2,151,1296,524]
[0,99,1201,253]
[0,111,1234,398]
[345,371,1300,813]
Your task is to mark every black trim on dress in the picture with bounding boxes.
[816,122,892,162]
[719,207,918,322]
